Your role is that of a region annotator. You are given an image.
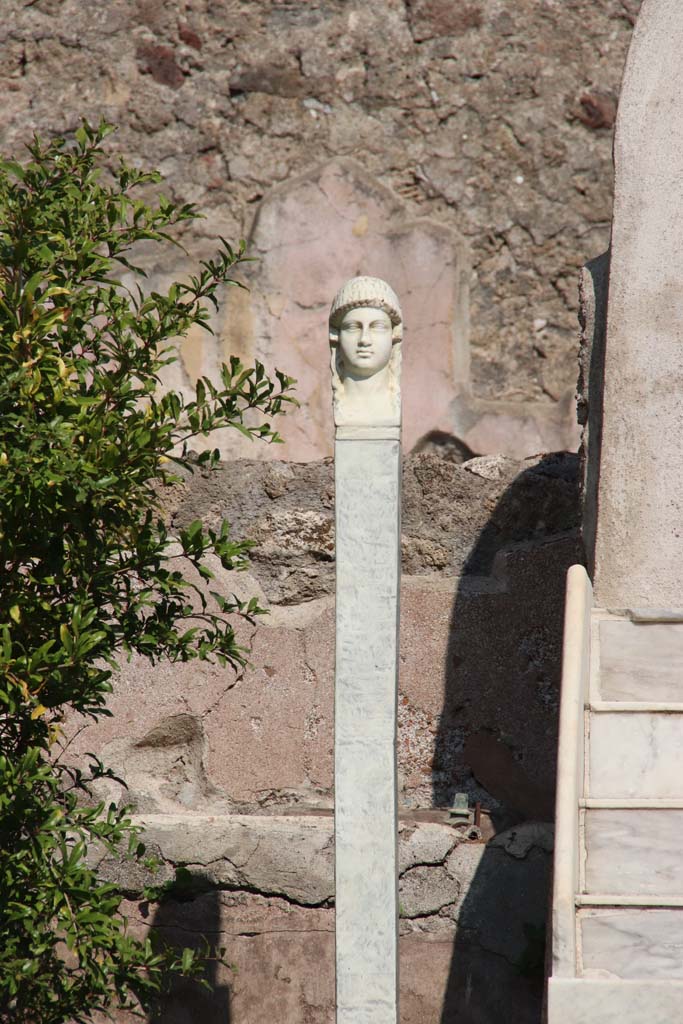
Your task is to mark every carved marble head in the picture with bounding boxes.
[329,276,403,428]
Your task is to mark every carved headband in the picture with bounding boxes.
[329,275,403,331]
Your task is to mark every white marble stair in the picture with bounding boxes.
[546,565,683,1023]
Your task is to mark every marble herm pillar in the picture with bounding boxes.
[330,277,402,1024]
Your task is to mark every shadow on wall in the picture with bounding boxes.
[141,454,583,1024]
[434,454,582,1024]
[146,886,230,1024]
[577,250,609,580]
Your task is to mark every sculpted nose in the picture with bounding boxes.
[359,325,371,345]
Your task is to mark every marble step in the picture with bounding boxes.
[583,807,683,898]
[597,617,683,703]
[548,977,683,1024]
[588,710,683,799]
[579,907,683,981]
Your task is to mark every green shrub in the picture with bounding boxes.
[0,121,295,1023]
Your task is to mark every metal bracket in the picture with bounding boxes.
[449,792,474,825]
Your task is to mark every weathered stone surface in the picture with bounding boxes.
[415,933,544,1024]
[398,542,581,815]
[134,813,335,905]
[400,865,459,918]
[98,819,551,1023]
[65,597,336,814]
[491,821,554,859]
[112,893,335,1024]
[163,456,337,606]
[66,448,580,821]
[1,0,634,463]
[445,829,552,965]
[96,814,468,908]
[166,449,580,600]
[398,821,458,873]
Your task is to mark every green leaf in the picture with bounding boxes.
[0,158,25,179]
[0,118,294,1023]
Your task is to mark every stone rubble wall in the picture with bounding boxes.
[2,0,637,459]
[74,449,580,1023]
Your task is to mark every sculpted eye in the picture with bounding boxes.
[341,321,362,332]
[370,321,389,330]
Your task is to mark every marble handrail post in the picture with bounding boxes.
[330,277,402,1024]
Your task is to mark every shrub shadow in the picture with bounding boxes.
[145,882,231,1024]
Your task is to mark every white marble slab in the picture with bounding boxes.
[599,620,683,701]
[335,438,400,1024]
[580,909,683,980]
[585,809,683,895]
[548,978,683,1024]
[589,712,683,799]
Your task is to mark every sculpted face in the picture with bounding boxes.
[338,306,393,378]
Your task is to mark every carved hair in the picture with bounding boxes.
[329,276,403,336]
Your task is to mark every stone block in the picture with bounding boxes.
[548,978,683,1024]
[64,597,336,814]
[398,821,457,873]
[400,865,458,918]
[136,813,335,905]
[585,809,683,897]
[599,619,683,702]
[589,713,683,800]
